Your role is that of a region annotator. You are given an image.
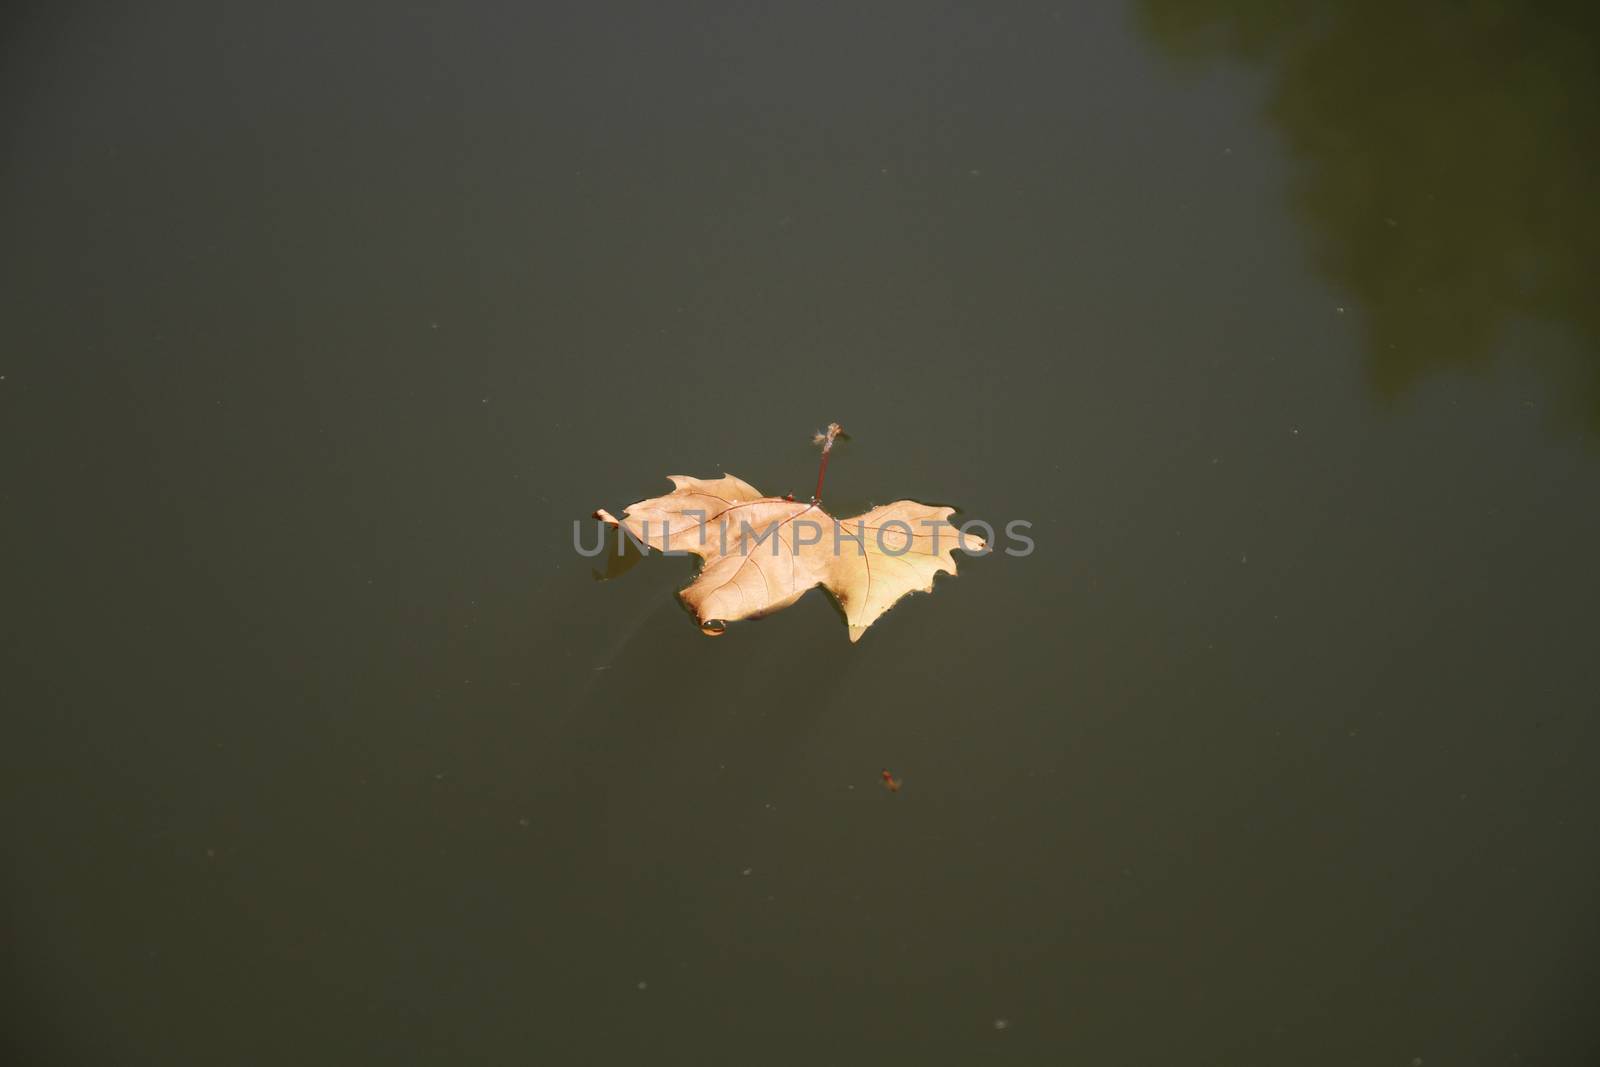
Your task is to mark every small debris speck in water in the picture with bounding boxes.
[741,867,753,876]
[636,981,648,991]
[993,1018,1010,1031]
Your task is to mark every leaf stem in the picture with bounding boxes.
[811,422,843,503]
[812,450,832,502]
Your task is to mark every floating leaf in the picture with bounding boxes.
[593,426,984,641]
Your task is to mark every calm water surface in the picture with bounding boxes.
[4,2,1598,1063]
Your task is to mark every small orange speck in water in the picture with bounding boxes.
[880,769,902,792]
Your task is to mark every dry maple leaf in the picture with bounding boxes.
[594,424,985,642]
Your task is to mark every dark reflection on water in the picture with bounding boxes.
[6,2,1600,1065]
[1140,0,1600,432]
[589,529,646,583]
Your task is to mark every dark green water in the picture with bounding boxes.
[5,3,1598,1063]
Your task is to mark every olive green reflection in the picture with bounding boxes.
[1140,0,1600,432]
